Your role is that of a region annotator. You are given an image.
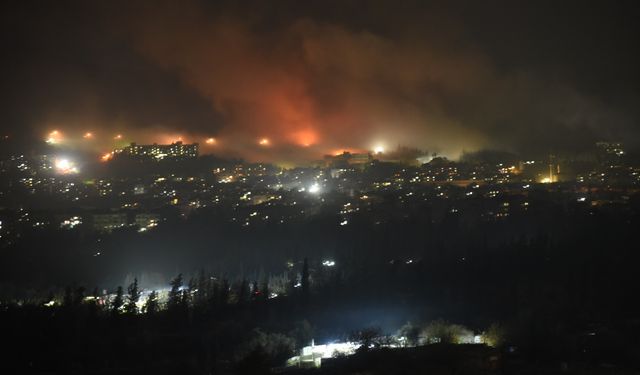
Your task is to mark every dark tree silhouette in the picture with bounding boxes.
[194,269,208,308]
[125,278,140,314]
[219,278,230,306]
[168,273,183,311]
[88,287,100,317]
[260,279,270,302]
[238,279,250,305]
[111,286,124,316]
[63,286,73,307]
[301,258,310,298]
[73,286,86,306]
[350,327,382,352]
[251,280,259,302]
[144,290,159,315]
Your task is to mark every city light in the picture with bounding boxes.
[308,183,321,194]
[60,216,82,229]
[54,158,78,174]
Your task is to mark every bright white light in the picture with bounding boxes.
[308,183,321,194]
[374,145,385,154]
[322,260,335,267]
[54,158,78,174]
[56,159,70,170]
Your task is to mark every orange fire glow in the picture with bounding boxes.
[291,129,318,147]
[259,138,270,146]
[101,152,113,162]
[83,132,93,139]
[205,137,216,145]
[330,148,366,156]
[46,130,62,144]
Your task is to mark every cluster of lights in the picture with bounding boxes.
[60,216,82,229]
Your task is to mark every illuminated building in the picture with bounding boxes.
[113,141,199,161]
[92,213,128,233]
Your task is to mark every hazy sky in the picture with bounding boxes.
[2,0,639,161]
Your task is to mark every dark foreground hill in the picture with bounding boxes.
[282,344,637,375]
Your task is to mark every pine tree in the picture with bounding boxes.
[125,278,140,314]
[181,289,190,310]
[238,279,249,305]
[208,278,220,310]
[88,287,100,317]
[195,269,208,308]
[219,278,230,306]
[301,257,310,297]
[111,286,124,316]
[185,277,196,308]
[144,290,159,315]
[74,286,86,306]
[168,273,183,311]
[260,279,270,302]
[286,266,297,296]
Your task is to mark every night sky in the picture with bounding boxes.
[2,0,639,161]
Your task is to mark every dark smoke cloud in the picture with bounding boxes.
[1,1,222,150]
[2,0,639,160]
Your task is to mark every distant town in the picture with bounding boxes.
[1,138,637,248]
